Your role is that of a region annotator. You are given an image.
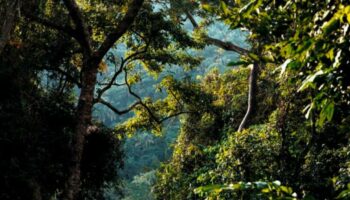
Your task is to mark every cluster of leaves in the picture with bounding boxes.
[194,180,297,200]
[151,2,350,199]
[153,60,350,199]
[153,66,279,199]
[210,0,350,126]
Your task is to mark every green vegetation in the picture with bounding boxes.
[0,0,349,200]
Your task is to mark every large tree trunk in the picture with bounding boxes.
[63,57,98,200]
[58,1,144,198]
[238,62,259,132]
[0,0,19,54]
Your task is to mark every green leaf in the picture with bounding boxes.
[248,53,260,61]
[239,0,255,14]
[298,70,324,92]
[336,190,350,199]
[296,39,313,54]
[333,50,342,68]
[239,0,262,17]
[303,102,315,119]
[194,184,225,194]
[261,54,275,63]
[345,6,350,23]
[220,1,229,16]
[320,100,334,124]
[326,48,334,61]
[201,3,214,12]
[261,188,270,193]
[280,186,293,194]
[279,59,292,77]
[322,18,340,35]
[272,180,281,186]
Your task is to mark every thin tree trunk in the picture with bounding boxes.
[238,62,259,132]
[63,57,98,200]
[277,100,291,183]
[0,0,19,54]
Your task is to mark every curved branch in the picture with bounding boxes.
[96,98,140,115]
[159,111,192,123]
[185,11,249,56]
[124,68,160,123]
[95,41,150,103]
[95,58,125,102]
[124,40,151,64]
[205,37,250,55]
[238,62,259,132]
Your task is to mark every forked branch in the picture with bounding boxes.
[94,0,145,61]
[62,0,92,54]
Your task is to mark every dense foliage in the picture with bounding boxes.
[0,65,123,200]
[154,66,350,200]
[153,1,350,199]
[1,0,350,199]
[0,13,123,199]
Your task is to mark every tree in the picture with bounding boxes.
[56,1,144,199]
[15,0,144,198]
[27,1,146,198]
[22,0,204,198]
[0,33,124,200]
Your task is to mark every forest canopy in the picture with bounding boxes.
[0,0,349,200]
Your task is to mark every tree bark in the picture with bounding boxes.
[0,0,19,54]
[63,57,98,200]
[238,62,258,132]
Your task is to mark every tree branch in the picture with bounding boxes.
[205,37,250,55]
[186,11,256,131]
[95,58,125,103]
[96,98,141,115]
[185,11,249,56]
[97,82,126,87]
[40,66,81,88]
[124,67,160,123]
[55,67,82,88]
[186,10,199,28]
[62,0,92,54]
[96,87,192,121]
[95,41,150,103]
[25,13,78,41]
[159,111,192,123]
[94,0,145,61]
